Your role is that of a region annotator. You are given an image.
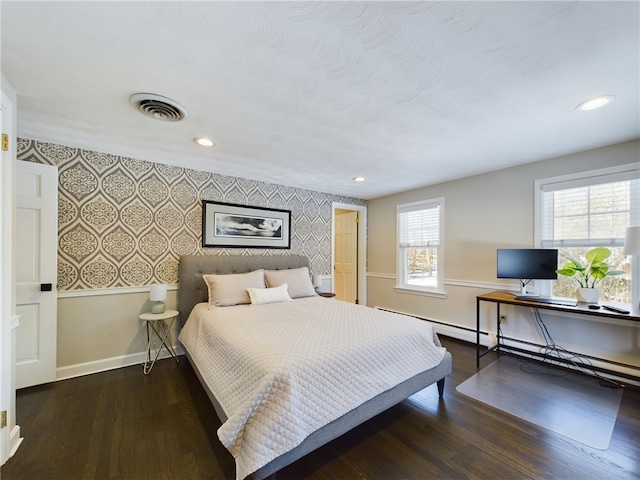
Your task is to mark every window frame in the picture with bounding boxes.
[395,197,446,298]
[534,163,639,302]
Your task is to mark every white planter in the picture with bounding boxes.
[575,287,600,304]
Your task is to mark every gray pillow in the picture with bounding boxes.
[264,267,317,299]
[203,269,265,307]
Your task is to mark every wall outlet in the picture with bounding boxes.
[499,314,508,324]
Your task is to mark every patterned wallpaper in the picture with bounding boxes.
[17,138,365,291]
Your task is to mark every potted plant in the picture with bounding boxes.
[555,247,624,303]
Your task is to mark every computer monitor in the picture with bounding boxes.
[497,248,558,294]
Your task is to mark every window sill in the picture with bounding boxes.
[394,286,447,299]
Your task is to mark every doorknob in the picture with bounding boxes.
[40,283,53,292]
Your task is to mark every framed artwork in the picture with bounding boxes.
[202,200,291,249]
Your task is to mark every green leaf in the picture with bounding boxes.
[566,258,586,271]
[605,269,625,277]
[585,247,611,264]
[556,266,577,276]
[589,264,609,280]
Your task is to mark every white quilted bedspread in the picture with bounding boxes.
[179,297,446,480]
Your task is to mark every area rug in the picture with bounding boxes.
[456,355,623,449]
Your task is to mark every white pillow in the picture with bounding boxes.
[264,266,317,299]
[247,283,292,305]
[203,269,265,307]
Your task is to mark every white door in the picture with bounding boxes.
[15,161,58,389]
[334,211,358,303]
[1,87,13,466]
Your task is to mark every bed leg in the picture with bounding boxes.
[437,378,445,396]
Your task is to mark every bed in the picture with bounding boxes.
[177,254,452,480]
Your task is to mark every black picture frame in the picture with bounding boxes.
[202,200,291,249]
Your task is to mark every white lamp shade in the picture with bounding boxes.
[623,226,640,255]
[149,283,167,301]
[312,274,322,288]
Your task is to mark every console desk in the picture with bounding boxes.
[476,291,640,378]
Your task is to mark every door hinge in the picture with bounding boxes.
[1,133,8,152]
[0,410,7,428]
[355,217,360,224]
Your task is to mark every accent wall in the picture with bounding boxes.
[17,137,365,376]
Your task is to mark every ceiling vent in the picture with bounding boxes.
[129,93,189,122]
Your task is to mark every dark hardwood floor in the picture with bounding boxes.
[2,336,639,480]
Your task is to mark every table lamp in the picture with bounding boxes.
[149,283,167,313]
[312,274,322,293]
[623,226,640,307]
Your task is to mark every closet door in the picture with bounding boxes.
[15,160,58,389]
[335,211,358,303]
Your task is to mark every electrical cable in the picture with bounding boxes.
[498,309,624,389]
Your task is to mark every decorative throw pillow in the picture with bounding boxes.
[203,269,265,307]
[247,283,292,305]
[264,267,317,299]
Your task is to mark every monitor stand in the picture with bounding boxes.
[516,279,538,297]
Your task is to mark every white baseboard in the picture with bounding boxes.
[373,305,495,347]
[56,344,185,381]
[9,425,23,459]
[431,323,495,347]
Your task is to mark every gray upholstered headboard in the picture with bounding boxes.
[177,254,310,325]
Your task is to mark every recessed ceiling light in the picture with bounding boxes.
[576,95,614,111]
[194,137,215,147]
[353,176,365,182]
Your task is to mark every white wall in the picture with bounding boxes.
[366,140,640,381]
[55,289,178,379]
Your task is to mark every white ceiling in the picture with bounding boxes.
[2,1,638,200]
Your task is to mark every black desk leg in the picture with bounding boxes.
[476,297,481,368]
[496,303,501,357]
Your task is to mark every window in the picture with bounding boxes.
[535,164,639,303]
[396,197,444,295]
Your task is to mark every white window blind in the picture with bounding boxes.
[541,172,639,249]
[398,203,440,248]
